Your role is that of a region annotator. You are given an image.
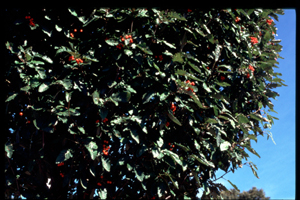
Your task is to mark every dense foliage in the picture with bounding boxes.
[216,186,270,200]
[5,8,286,199]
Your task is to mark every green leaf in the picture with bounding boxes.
[98,188,107,199]
[216,81,231,87]
[78,126,85,134]
[36,68,47,79]
[172,52,184,64]
[130,128,140,144]
[247,134,257,143]
[167,11,187,21]
[227,180,240,193]
[190,154,215,168]
[124,49,133,56]
[111,91,131,102]
[175,69,202,81]
[163,149,182,166]
[136,144,148,158]
[101,155,111,172]
[5,93,18,102]
[42,56,53,64]
[134,168,145,182]
[188,61,201,73]
[55,149,74,164]
[80,178,87,190]
[38,83,50,93]
[142,91,156,104]
[205,118,218,124]
[68,8,78,17]
[163,40,176,49]
[137,43,153,55]
[55,24,62,32]
[203,82,212,93]
[157,137,164,148]
[42,27,52,37]
[194,140,200,150]
[237,114,250,124]
[105,38,119,46]
[5,141,14,158]
[220,141,231,151]
[167,110,182,126]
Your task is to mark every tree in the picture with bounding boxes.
[4,8,286,199]
[217,186,270,200]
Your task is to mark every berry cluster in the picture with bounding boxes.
[250,36,258,45]
[116,43,124,50]
[168,143,175,151]
[68,55,83,65]
[170,103,176,114]
[70,28,83,38]
[220,76,226,81]
[154,55,163,61]
[235,16,241,23]
[266,18,273,25]
[25,16,35,26]
[120,34,133,43]
[103,140,110,156]
[57,162,64,167]
[60,173,64,178]
[166,121,170,127]
[185,80,196,97]
[249,65,255,72]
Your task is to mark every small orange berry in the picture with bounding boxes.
[125,35,129,39]
[172,145,175,148]
[128,35,132,38]
[80,29,83,32]
[101,175,104,179]
[129,38,133,43]
[74,29,77,32]
[19,112,23,116]
[121,38,125,42]
[70,33,74,38]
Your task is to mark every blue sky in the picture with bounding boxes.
[198,9,296,199]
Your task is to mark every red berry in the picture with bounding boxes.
[97,182,102,186]
[74,29,77,32]
[19,112,23,116]
[80,29,83,32]
[121,38,125,42]
[129,38,133,43]
[125,35,129,39]
[70,33,74,38]
[101,175,104,179]
[96,120,100,123]
[128,35,132,38]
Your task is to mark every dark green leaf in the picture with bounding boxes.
[38,83,50,93]
[227,180,240,192]
[238,114,250,124]
[220,141,231,151]
[137,43,153,55]
[130,128,140,144]
[111,91,131,102]
[5,93,18,102]
[101,155,111,172]
[172,52,184,64]
[5,141,14,158]
[188,61,201,73]
[167,110,182,126]
[55,149,74,164]
[142,91,156,104]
